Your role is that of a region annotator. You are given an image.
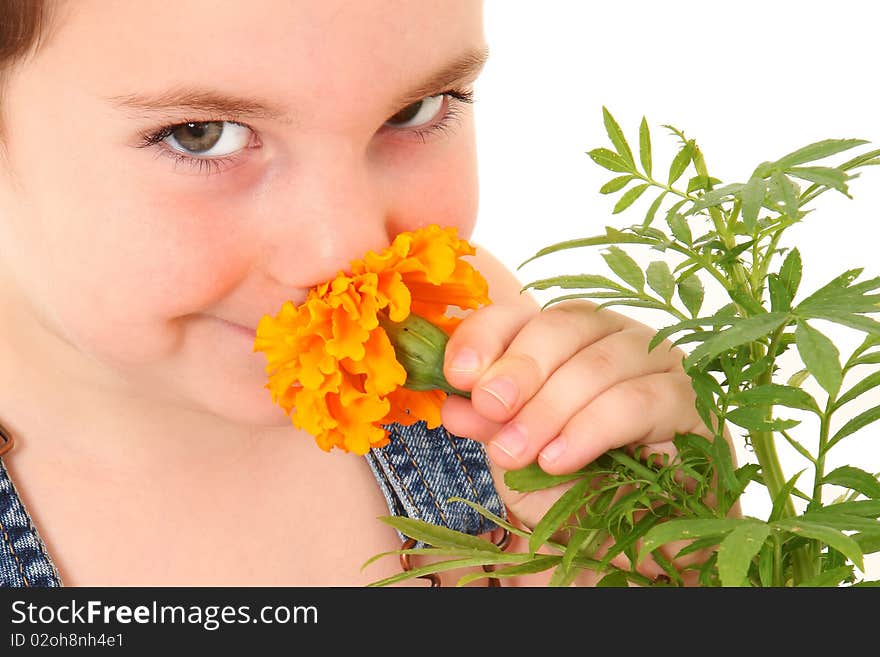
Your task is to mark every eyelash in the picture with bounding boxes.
[135,88,475,177]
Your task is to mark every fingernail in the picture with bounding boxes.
[480,376,518,411]
[448,347,481,373]
[539,436,566,464]
[490,422,528,459]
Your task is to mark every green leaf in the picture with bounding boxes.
[588,147,631,173]
[687,175,716,194]
[795,320,842,397]
[455,556,561,586]
[739,176,766,233]
[727,287,765,316]
[522,274,629,293]
[823,466,880,499]
[596,299,670,313]
[728,383,820,414]
[771,518,864,571]
[711,430,743,499]
[773,138,869,170]
[529,477,592,555]
[447,497,532,541]
[367,554,528,587]
[668,140,694,185]
[797,566,855,587]
[716,240,756,269]
[725,407,800,432]
[639,518,745,563]
[741,356,773,383]
[603,106,635,167]
[646,261,675,303]
[768,274,792,312]
[596,571,630,587]
[854,534,880,555]
[851,351,880,367]
[823,314,880,338]
[810,500,880,518]
[796,269,880,315]
[612,183,650,214]
[799,512,880,533]
[378,516,501,552]
[683,312,790,371]
[770,471,806,523]
[796,267,862,312]
[561,526,601,575]
[787,166,850,194]
[639,116,652,177]
[642,191,667,227]
[677,274,704,318]
[787,368,810,387]
[779,248,803,299]
[690,371,723,434]
[717,522,771,587]
[600,175,634,194]
[649,314,733,351]
[829,404,880,451]
[602,245,645,290]
[666,212,693,245]
[517,227,658,269]
[504,463,585,492]
[771,170,800,217]
[689,183,742,212]
[835,371,880,410]
[540,292,637,309]
[672,330,717,347]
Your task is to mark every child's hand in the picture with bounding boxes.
[440,298,711,530]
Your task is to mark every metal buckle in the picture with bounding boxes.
[482,527,512,587]
[399,527,511,587]
[399,537,441,587]
[0,421,14,458]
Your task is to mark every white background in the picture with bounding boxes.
[473,0,880,579]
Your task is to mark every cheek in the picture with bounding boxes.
[17,189,255,366]
[384,127,480,241]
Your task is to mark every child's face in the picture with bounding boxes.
[0,0,486,427]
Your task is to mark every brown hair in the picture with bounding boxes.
[0,0,60,147]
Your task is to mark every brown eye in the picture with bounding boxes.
[385,95,445,129]
[163,121,252,157]
[170,122,223,153]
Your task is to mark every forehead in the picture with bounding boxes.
[40,0,485,121]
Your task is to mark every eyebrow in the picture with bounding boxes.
[104,46,490,124]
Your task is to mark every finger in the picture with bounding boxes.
[440,394,502,443]
[443,303,534,390]
[484,327,683,469]
[536,370,701,474]
[469,302,633,424]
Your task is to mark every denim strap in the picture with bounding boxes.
[0,458,63,587]
[366,421,506,544]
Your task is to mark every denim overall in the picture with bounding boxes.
[0,421,505,587]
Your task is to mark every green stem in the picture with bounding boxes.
[747,326,815,584]
[628,173,738,293]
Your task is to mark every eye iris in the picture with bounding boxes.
[172,122,223,153]
[388,100,424,125]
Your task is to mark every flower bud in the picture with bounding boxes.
[378,313,470,398]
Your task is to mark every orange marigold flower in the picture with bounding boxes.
[253,224,491,455]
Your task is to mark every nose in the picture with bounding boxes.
[257,142,395,289]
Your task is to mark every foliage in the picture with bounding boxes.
[367,109,880,587]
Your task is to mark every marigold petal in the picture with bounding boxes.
[386,388,445,429]
[342,328,407,396]
[254,223,491,454]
